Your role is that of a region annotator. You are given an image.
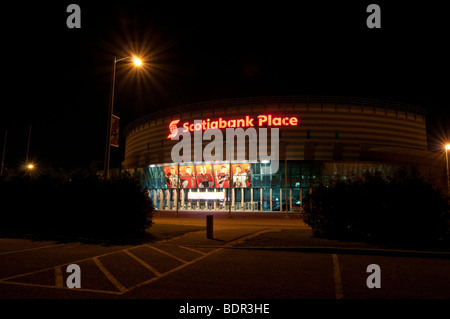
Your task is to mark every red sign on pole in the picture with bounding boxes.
[110,115,120,147]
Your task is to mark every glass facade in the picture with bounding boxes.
[131,161,397,212]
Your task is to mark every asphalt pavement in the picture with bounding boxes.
[152,211,450,257]
[1,211,449,303]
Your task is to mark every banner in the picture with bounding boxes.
[232,163,251,187]
[161,163,251,189]
[195,164,214,188]
[110,115,120,147]
[213,164,230,188]
[163,165,179,188]
[179,165,196,188]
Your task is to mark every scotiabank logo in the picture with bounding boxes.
[167,119,181,138]
[167,115,298,139]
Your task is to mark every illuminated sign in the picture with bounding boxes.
[167,119,181,138]
[187,191,225,200]
[168,114,298,139]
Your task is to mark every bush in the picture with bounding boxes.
[302,168,449,245]
[0,170,154,241]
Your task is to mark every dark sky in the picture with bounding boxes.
[1,0,449,171]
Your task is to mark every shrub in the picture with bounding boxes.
[0,170,154,241]
[302,168,449,245]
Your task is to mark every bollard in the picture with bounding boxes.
[206,215,213,239]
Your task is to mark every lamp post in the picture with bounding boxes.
[1,130,7,176]
[104,56,142,179]
[445,144,450,199]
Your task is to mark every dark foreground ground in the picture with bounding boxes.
[0,211,449,316]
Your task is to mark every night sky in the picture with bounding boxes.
[1,1,449,171]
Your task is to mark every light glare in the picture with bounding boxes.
[133,57,142,66]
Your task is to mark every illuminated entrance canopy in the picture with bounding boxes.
[168,114,298,138]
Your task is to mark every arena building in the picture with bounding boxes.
[122,96,444,212]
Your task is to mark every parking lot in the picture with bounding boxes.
[1,213,450,301]
[0,238,223,296]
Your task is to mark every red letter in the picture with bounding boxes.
[194,122,202,131]
[246,116,254,127]
[272,117,282,126]
[289,117,298,126]
[219,118,227,129]
[258,115,267,126]
[183,122,189,132]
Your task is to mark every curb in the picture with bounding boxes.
[226,245,450,259]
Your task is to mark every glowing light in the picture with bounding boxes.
[446,144,450,150]
[133,57,142,66]
[187,191,225,200]
[27,164,34,169]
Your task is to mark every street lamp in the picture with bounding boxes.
[25,162,35,177]
[104,55,143,179]
[133,57,142,66]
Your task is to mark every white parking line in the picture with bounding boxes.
[0,280,122,295]
[146,245,188,264]
[178,245,207,255]
[0,231,282,296]
[0,243,66,255]
[93,257,127,293]
[126,247,223,292]
[124,249,162,277]
[332,254,344,299]
[54,266,63,288]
